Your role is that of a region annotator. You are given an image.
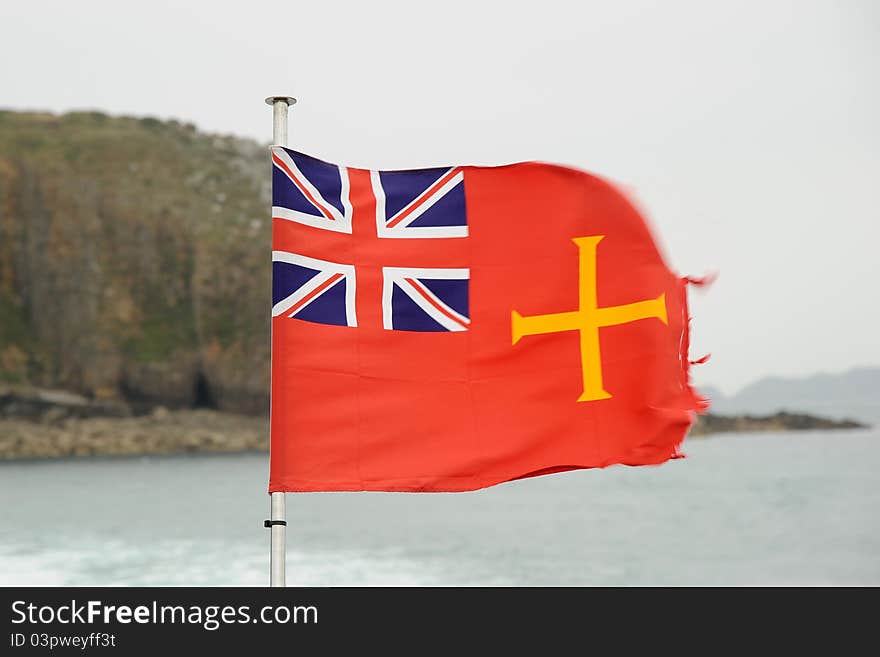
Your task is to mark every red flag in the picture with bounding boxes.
[269,149,706,492]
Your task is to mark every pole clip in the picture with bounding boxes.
[264,520,287,528]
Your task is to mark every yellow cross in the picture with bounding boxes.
[511,235,668,402]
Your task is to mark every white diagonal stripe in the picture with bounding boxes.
[271,270,341,318]
[395,277,468,332]
[271,147,348,224]
[272,251,358,326]
[387,170,464,231]
[272,206,352,234]
[407,277,470,326]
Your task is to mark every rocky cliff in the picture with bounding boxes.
[0,111,271,413]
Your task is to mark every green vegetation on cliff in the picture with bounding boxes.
[0,111,271,412]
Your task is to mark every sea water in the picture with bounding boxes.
[1,428,877,586]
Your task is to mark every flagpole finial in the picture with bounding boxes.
[265,96,297,106]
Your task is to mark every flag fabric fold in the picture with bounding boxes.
[269,148,705,493]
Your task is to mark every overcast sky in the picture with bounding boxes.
[2,0,877,394]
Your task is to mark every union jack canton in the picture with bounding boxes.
[271,148,470,332]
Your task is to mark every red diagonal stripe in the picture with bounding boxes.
[386,168,461,229]
[288,273,344,316]
[273,153,337,222]
[404,277,469,329]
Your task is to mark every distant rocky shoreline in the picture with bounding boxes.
[0,385,870,461]
[0,408,267,460]
[0,385,267,460]
[688,411,866,436]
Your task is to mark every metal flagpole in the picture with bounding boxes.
[265,94,296,587]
